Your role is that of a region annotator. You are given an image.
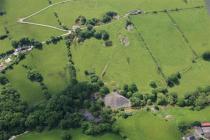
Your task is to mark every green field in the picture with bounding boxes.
[1,0,210,139]
[72,19,164,91]
[16,106,210,140]
[117,106,210,140]
[16,129,122,140]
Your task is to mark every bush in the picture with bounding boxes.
[150,81,157,88]
[104,40,113,47]
[101,31,110,40]
[94,32,102,40]
[202,51,210,61]
[167,72,181,87]
[0,75,9,85]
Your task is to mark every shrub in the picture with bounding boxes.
[150,81,157,88]
[0,75,9,85]
[104,40,112,47]
[100,31,110,40]
[202,51,210,61]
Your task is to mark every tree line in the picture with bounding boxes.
[121,83,210,111]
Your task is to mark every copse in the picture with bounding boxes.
[12,37,43,49]
[46,36,63,45]
[167,72,181,87]
[27,70,43,82]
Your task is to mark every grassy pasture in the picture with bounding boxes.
[159,106,210,123]
[0,26,12,54]
[117,106,210,140]
[16,129,122,140]
[72,19,164,91]
[0,0,63,51]
[170,60,210,96]
[170,8,210,55]
[27,0,204,28]
[117,110,181,140]
[5,41,70,104]
[131,13,193,76]
[165,8,210,95]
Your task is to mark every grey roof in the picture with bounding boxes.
[104,92,131,109]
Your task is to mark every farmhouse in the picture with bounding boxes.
[104,92,131,109]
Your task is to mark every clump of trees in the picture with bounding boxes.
[177,86,210,110]
[167,72,181,87]
[75,26,111,46]
[75,11,118,26]
[46,36,63,45]
[12,38,42,49]
[27,70,43,82]
[84,70,109,96]
[120,83,178,107]
[202,51,210,61]
[121,82,210,110]
[0,86,29,140]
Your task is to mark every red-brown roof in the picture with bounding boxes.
[201,122,210,127]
